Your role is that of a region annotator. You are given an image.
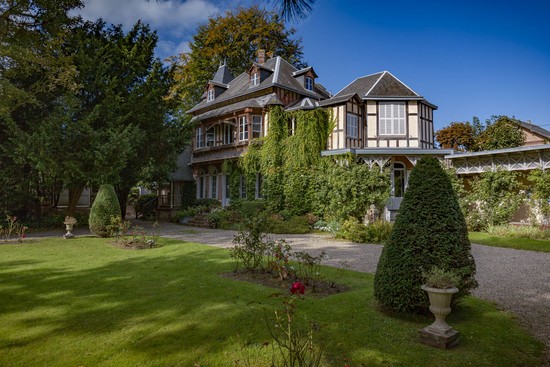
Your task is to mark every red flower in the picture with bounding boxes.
[290,281,305,295]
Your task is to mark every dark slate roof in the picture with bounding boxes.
[190,149,244,164]
[212,63,234,85]
[190,93,283,122]
[517,121,550,139]
[188,56,324,115]
[334,71,419,99]
[285,97,318,111]
[292,66,318,78]
[318,93,360,107]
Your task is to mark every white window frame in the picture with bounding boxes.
[195,127,204,149]
[197,175,205,199]
[251,72,260,86]
[207,88,214,102]
[205,128,214,147]
[379,102,406,136]
[346,113,359,138]
[239,116,248,141]
[223,123,233,144]
[305,76,313,91]
[210,172,217,199]
[252,115,262,139]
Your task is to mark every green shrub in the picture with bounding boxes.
[22,212,89,229]
[193,198,221,208]
[374,157,477,314]
[266,215,310,234]
[336,219,393,244]
[337,217,370,243]
[367,220,393,243]
[89,184,121,237]
[229,199,267,219]
[180,181,196,209]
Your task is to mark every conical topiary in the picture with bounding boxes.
[374,157,477,314]
[89,184,121,237]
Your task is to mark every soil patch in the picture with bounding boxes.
[222,270,349,297]
[111,239,159,250]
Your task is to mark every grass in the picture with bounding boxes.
[469,232,550,252]
[0,237,544,366]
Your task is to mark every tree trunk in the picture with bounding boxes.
[67,186,85,217]
[115,185,131,220]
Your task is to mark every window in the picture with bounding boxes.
[239,116,248,141]
[198,176,205,199]
[346,113,359,138]
[379,102,406,135]
[207,88,214,102]
[252,115,262,138]
[210,172,217,199]
[251,72,260,86]
[393,162,406,198]
[195,127,204,148]
[305,76,313,91]
[223,124,234,144]
[206,128,214,147]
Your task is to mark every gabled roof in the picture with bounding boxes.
[212,63,234,85]
[188,56,325,115]
[517,121,550,139]
[285,97,318,111]
[334,71,419,99]
[292,66,318,78]
[318,93,361,107]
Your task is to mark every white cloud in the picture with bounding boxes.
[77,0,219,33]
[74,0,221,58]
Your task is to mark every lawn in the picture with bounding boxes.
[469,232,550,252]
[0,237,544,366]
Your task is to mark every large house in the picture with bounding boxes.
[158,51,550,222]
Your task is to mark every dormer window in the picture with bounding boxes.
[305,76,313,91]
[207,88,214,102]
[251,72,260,86]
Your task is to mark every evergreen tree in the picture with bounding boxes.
[374,157,477,314]
[89,184,121,237]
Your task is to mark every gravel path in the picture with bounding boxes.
[28,222,550,364]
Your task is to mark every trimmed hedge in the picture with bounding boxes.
[89,184,121,237]
[374,157,477,314]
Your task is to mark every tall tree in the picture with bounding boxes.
[475,115,525,151]
[168,6,305,110]
[16,19,184,216]
[0,0,82,215]
[435,121,475,151]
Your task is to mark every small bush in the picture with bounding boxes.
[230,216,270,271]
[313,220,340,234]
[422,266,460,289]
[336,218,393,244]
[337,217,369,243]
[89,184,121,237]
[229,199,267,219]
[267,215,311,234]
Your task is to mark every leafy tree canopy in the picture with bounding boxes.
[435,115,526,152]
[168,6,305,109]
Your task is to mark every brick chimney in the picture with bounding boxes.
[257,49,266,64]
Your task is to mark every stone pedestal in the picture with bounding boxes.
[419,326,459,349]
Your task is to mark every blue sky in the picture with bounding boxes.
[76,0,550,131]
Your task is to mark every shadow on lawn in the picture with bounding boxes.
[0,242,272,361]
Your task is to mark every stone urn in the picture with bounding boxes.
[419,285,459,349]
[63,216,78,239]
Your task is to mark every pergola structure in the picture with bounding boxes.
[446,144,550,175]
